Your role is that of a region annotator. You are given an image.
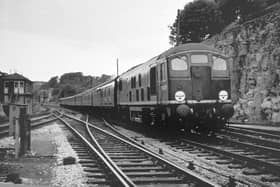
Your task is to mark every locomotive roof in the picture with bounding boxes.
[158,43,224,59]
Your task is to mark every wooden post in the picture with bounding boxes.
[19,107,27,156]
[14,118,20,159]
[26,116,31,151]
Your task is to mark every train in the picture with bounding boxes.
[60,43,234,132]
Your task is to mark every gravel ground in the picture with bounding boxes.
[0,122,86,186]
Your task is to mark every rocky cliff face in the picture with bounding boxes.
[205,5,280,123]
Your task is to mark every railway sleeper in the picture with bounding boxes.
[131,176,185,185]
[80,163,99,168]
[109,155,147,159]
[86,178,109,185]
[112,158,148,162]
[261,175,280,182]
[83,168,104,173]
[242,168,266,175]
[78,159,97,164]
[120,166,165,172]
[86,173,106,178]
[125,171,175,177]
[115,161,155,166]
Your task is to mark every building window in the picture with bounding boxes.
[14,81,19,94]
[19,81,24,94]
[4,81,9,94]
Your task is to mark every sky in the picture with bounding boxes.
[0,0,192,81]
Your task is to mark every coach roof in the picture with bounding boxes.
[158,43,224,59]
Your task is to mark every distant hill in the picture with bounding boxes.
[38,72,112,102]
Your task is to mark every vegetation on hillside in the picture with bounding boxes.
[40,72,112,101]
[169,0,278,45]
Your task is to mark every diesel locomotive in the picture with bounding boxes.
[60,43,234,132]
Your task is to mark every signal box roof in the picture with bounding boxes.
[2,73,32,82]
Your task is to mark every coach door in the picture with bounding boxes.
[190,54,211,100]
[157,59,168,104]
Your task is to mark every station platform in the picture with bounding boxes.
[0,121,86,186]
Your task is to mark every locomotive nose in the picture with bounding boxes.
[221,104,234,119]
[176,104,191,118]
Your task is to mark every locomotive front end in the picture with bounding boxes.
[165,44,234,131]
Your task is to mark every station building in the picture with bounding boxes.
[0,73,33,114]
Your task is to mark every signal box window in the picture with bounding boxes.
[4,81,9,94]
[213,56,227,70]
[19,81,24,94]
[191,54,208,63]
[171,56,188,71]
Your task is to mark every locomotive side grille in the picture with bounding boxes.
[191,66,211,100]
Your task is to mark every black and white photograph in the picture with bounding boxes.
[0,0,280,186]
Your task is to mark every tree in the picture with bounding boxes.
[48,76,59,88]
[169,0,224,45]
[217,0,265,24]
[59,84,76,98]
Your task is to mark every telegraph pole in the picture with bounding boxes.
[116,58,119,77]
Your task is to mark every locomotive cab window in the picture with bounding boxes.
[170,56,188,70]
[191,54,208,64]
[212,55,228,77]
[212,56,227,70]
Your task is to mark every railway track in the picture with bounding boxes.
[92,117,280,187]
[61,112,217,187]
[56,115,133,186]
[217,127,280,151]
[0,112,57,139]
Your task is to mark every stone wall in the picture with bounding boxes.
[205,5,280,123]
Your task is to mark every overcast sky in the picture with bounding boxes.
[0,0,192,81]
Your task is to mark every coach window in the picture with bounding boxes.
[191,54,208,64]
[136,89,139,101]
[147,87,151,101]
[212,56,227,70]
[150,67,156,95]
[119,79,122,91]
[171,56,188,71]
[141,88,144,101]
[129,91,132,102]
[138,74,141,87]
